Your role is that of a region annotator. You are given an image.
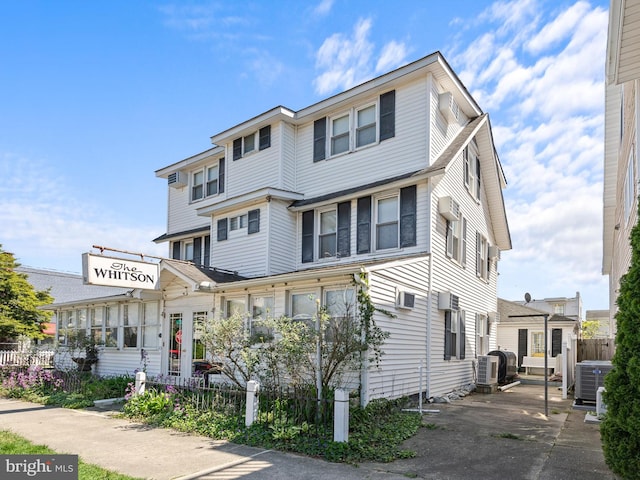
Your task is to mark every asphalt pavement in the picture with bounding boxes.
[0,382,617,479]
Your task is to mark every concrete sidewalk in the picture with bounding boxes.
[0,383,617,479]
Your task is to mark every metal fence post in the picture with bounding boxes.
[135,371,146,396]
[245,380,260,427]
[334,388,349,442]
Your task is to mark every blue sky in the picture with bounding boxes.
[0,0,609,313]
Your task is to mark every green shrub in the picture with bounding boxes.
[602,222,640,479]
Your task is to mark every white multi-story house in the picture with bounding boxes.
[52,52,511,403]
[603,0,640,335]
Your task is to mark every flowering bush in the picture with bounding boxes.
[1,366,64,399]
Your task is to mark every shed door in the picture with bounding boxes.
[551,328,562,357]
[518,329,527,371]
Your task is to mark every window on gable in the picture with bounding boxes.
[463,143,482,202]
[476,232,489,280]
[446,214,467,265]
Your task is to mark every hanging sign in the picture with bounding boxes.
[82,253,160,290]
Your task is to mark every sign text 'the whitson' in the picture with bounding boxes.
[82,253,160,290]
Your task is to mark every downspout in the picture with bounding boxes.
[426,178,434,401]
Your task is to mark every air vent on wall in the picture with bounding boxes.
[396,290,415,309]
[439,92,460,123]
[168,171,187,188]
[438,196,460,221]
[438,291,459,311]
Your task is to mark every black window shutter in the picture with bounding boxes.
[476,156,481,200]
[218,158,225,193]
[444,311,452,360]
[356,196,371,254]
[259,125,271,150]
[552,328,562,357]
[172,242,181,260]
[233,138,242,160]
[217,218,228,241]
[379,90,395,141]
[204,235,211,266]
[517,329,528,371]
[400,185,417,247]
[337,201,351,258]
[248,209,260,234]
[459,312,466,360]
[313,117,327,162]
[302,210,315,263]
[193,237,202,265]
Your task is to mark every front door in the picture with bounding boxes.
[165,309,210,378]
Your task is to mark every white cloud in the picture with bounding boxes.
[450,0,609,309]
[313,0,334,16]
[313,18,409,95]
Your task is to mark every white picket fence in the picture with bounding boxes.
[0,350,55,367]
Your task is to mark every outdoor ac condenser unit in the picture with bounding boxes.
[575,360,613,404]
[477,355,499,385]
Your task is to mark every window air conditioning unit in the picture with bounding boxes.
[488,245,501,260]
[438,196,460,221]
[438,291,459,311]
[477,355,499,385]
[396,290,415,309]
[575,360,613,404]
[439,92,460,123]
[168,171,187,188]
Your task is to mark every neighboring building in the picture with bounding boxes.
[512,292,583,321]
[16,266,128,346]
[585,309,613,339]
[48,52,511,402]
[496,298,579,372]
[603,0,640,333]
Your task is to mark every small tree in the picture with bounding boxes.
[602,223,640,479]
[0,246,53,342]
[580,320,601,339]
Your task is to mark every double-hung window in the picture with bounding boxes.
[313,90,395,162]
[123,304,138,348]
[476,233,489,280]
[90,307,103,344]
[376,195,399,250]
[331,114,350,155]
[250,295,274,339]
[206,165,219,196]
[191,158,224,202]
[444,309,466,360]
[192,170,204,201]
[447,215,467,265]
[291,292,317,330]
[324,288,356,342]
[142,302,160,349]
[105,306,117,347]
[356,105,376,147]
[476,314,488,356]
[319,209,337,258]
[225,298,246,319]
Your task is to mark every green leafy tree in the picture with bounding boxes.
[0,246,53,341]
[580,320,601,339]
[602,223,640,479]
